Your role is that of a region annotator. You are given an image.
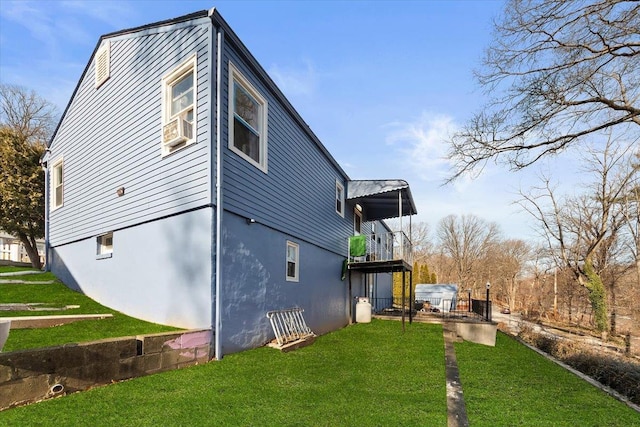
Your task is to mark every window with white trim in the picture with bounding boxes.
[336,180,345,217]
[95,41,110,88]
[229,63,268,172]
[52,159,64,209]
[97,232,113,258]
[162,56,197,155]
[286,241,299,282]
[354,206,362,234]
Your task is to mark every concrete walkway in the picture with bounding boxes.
[443,321,469,427]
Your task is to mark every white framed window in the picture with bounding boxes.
[229,62,268,172]
[354,206,362,235]
[336,180,345,217]
[95,41,110,89]
[286,241,299,282]
[97,232,113,258]
[52,159,64,210]
[162,55,197,155]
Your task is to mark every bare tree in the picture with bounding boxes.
[447,0,640,181]
[487,239,532,312]
[0,84,57,145]
[436,214,501,292]
[517,138,639,333]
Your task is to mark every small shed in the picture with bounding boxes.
[414,284,458,313]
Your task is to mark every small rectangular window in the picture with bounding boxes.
[286,241,299,282]
[95,41,110,88]
[52,159,64,209]
[97,232,113,258]
[229,63,268,172]
[162,56,197,155]
[354,207,362,234]
[336,181,345,217]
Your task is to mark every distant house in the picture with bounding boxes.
[42,8,417,358]
[0,230,44,266]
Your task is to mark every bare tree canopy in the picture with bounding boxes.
[436,214,501,290]
[447,0,640,181]
[0,83,57,145]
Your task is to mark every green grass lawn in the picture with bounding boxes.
[0,320,448,426]
[1,270,637,425]
[0,267,178,351]
[456,332,639,426]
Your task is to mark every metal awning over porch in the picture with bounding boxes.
[347,179,417,221]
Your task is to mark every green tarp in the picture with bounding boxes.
[349,235,367,257]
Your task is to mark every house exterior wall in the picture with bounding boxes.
[220,38,353,257]
[48,17,214,247]
[219,211,350,354]
[50,208,213,329]
[45,11,413,356]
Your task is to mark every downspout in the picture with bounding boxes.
[213,13,224,360]
[40,150,50,272]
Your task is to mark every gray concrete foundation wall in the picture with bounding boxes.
[0,329,212,410]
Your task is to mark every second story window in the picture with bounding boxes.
[229,63,268,172]
[354,206,362,234]
[336,181,345,217]
[162,56,197,155]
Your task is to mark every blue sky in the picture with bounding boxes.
[0,0,585,242]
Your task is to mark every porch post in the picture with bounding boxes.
[401,269,406,332]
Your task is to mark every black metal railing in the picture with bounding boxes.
[370,297,490,321]
[472,298,492,321]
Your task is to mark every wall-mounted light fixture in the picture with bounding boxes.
[116,187,125,197]
[246,218,256,225]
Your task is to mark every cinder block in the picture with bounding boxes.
[179,330,213,349]
[80,337,138,360]
[118,356,145,380]
[161,349,195,370]
[0,364,13,382]
[82,360,118,384]
[0,375,51,409]
[140,333,183,354]
[143,353,162,373]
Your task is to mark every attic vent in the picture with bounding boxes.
[95,41,110,89]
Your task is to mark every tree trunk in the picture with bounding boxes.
[610,283,617,336]
[17,231,42,270]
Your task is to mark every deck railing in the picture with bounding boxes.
[348,231,412,265]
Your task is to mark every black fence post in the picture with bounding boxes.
[485,282,491,322]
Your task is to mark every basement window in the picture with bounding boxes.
[286,241,299,282]
[97,232,113,259]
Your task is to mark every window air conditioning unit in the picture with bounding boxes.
[163,117,193,147]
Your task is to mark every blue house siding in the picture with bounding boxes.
[220,40,353,258]
[45,10,415,358]
[49,18,214,246]
[50,208,213,329]
[220,211,350,354]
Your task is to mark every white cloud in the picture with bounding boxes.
[384,112,458,182]
[268,59,317,98]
